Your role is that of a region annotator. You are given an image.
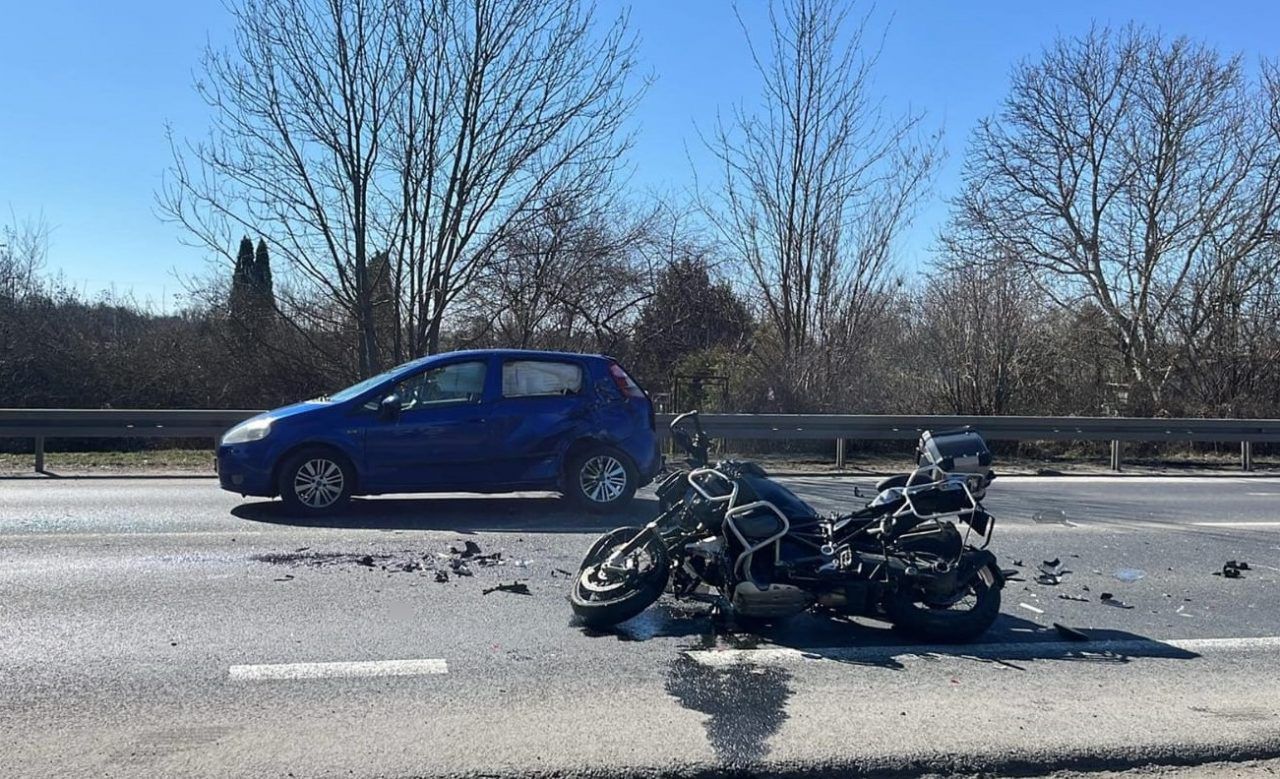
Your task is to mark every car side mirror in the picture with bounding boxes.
[377,394,402,422]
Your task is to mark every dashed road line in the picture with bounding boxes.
[229,658,448,681]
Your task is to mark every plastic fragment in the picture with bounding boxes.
[1032,509,1070,525]
[1019,602,1045,614]
[1100,592,1134,609]
[483,581,531,596]
[1113,568,1146,583]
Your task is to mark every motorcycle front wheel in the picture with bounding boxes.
[885,563,1002,643]
[570,526,671,629]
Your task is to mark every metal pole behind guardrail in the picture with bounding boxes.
[34,436,45,473]
[835,439,846,469]
[1109,440,1122,472]
[1242,441,1253,472]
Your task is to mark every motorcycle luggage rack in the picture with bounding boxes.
[891,464,994,547]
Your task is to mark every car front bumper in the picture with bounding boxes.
[216,444,276,496]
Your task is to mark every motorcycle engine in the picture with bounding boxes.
[730,581,814,617]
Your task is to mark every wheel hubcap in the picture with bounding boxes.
[294,458,344,508]
[579,455,628,503]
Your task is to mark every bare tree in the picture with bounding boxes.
[919,255,1047,416]
[951,26,1280,413]
[463,188,658,352]
[161,0,641,377]
[0,212,51,300]
[701,0,939,407]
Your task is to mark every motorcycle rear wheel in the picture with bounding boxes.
[885,563,1002,643]
[570,527,670,629]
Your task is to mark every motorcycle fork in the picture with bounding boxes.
[599,510,678,574]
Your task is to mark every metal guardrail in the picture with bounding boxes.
[2,408,1276,472]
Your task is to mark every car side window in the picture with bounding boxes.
[502,360,583,398]
[394,361,487,411]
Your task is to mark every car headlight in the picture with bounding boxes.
[222,418,273,445]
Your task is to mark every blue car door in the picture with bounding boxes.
[486,357,591,485]
[361,358,494,490]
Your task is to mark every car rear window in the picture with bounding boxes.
[502,360,583,397]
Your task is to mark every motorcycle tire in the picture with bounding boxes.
[570,527,671,629]
[885,562,1002,643]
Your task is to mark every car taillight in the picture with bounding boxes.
[608,362,646,399]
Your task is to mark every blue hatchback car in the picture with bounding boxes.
[217,350,661,514]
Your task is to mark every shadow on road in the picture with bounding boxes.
[231,494,660,533]
[584,599,1202,668]
[575,600,1203,771]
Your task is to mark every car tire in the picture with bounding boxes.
[277,447,354,515]
[564,446,638,514]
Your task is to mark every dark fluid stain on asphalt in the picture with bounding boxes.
[665,651,792,768]
[251,551,384,567]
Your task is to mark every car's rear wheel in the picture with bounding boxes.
[277,447,353,515]
[564,446,637,513]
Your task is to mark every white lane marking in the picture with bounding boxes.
[1190,521,1280,528]
[686,636,1280,667]
[1247,492,1280,496]
[229,658,448,681]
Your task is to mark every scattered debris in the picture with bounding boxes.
[1019,602,1045,615]
[552,568,575,579]
[1057,593,1089,602]
[1113,568,1146,583]
[1216,560,1250,578]
[451,541,483,558]
[483,581,532,596]
[1032,509,1071,525]
[399,561,421,573]
[1012,559,1024,567]
[274,574,294,582]
[1001,568,1023,581]
[450,559,474,577]
[1036,558,1070,586]
[434,570,449,583]
[1100,592,1134,609]
[1053,623,1089,642]
[356,555,375,568]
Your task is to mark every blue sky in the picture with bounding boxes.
[3,0,1279,308]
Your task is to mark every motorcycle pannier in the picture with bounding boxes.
[917,429,991,474]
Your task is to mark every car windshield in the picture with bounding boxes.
[321,360,428,404]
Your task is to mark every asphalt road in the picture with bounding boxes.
[3,474,1280,778]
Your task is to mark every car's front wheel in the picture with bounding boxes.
[564,446,637,513]
[277,448,353,515]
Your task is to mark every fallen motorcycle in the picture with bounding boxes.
[570,411,1005,642]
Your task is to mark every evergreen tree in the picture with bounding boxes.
[252,238,275,313]
[229,236,255,322]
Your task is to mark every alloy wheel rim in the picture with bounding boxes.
[579,455,627,503]
[294,458,344,508]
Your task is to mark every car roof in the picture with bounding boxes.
[434,348,609,362]
[388,349,611,376]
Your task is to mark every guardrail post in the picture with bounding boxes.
[835,439,846,469]
[1109,440,1122,472]
[1242,441,1253,472]
[34,436,45,473]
